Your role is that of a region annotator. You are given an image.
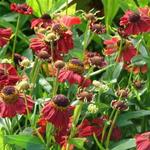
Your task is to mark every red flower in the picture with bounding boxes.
[58,59,91,87]
[30,34,63,61]
[119,44,138,63]
[56,30,73,53]
[120,9,150,35]
[10,3,32,15]
[31,14,52,29]
[104,37,119,56]
[59,16,81,27]
[0,63,20,90]
[125,64,148,74]
[0,28,12,47]
[41,94,72,129]
[135,132,150,150]
[0,86,34,118]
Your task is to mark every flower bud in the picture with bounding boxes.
[85,13,96,21]
[16,80,30,91]
[45,33,57,42]
[111,100,129,111]
[133,80,143,89]
[77,91,93,102]
[1,59,12,64]
[38,51,50,61]
[54,60,65,69]
[20,58,30,68]
[116,89,129,98]
[88,104,98,114]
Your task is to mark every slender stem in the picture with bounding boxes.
[66,101,83,150]
[12,14,21,61]
[93,134,105,150]
[53,69,60,96]
[101,109,115,143]
[83,21,90,55]
[16,116,22,132]
[66,0,69,15]
[105,110,120,149]
[87,64,115,77]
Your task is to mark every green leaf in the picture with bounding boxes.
[112,62,123,79]
[69,138,86,150]
[117,110,150,126]
[61,3,77,15]
[102,0,120,31]
[119,0,137,11]
[26,0,74,17]
[4,135,45,150]
[111,138,136,150]
[39,78,52,93]
[0,128,4,150]
[137,0,149,7]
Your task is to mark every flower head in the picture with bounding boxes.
[135,132,150,150]
[104,37,119,56]
[0,63,20,90]
[120,9,150,35]
[10,3,33,15]
[0,86,34,118]
[58,59,91,87]
[0,28,12,47]
[41,94,72,129]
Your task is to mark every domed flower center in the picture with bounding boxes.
[77,91,93,102]
[0,86,18,103]
[41,14,51,20]
[67,59,84,74]
[129,13,140,23]
[90,56,104,66]
[53,94,69,108]
[52,23,66,33]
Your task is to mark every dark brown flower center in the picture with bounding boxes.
[129,13,140,23]
[0,86,18,103]
[2,86,15,95]
[111,100,128,111]
[53,94,69,107]
[41,14,51,20]
[67,59,84,74]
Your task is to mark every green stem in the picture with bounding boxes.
[66,0,69,15]
[16,116,22,132]
[87,64,115,77]
[66,101,83,150]
[52,69,60,96]
[83,21,90,55]
[11,14,21,61]
[105,110,120,149]
[101,109,115,143]
[93,134,105,150]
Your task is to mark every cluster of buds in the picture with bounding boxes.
[16,80,31,91]
[88,103,98,114]
[92,80,109,93]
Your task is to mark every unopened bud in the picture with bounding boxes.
[17,80,30,91]
[88,104,98,114]
[54,60,65,69]
[20,58,30,68]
